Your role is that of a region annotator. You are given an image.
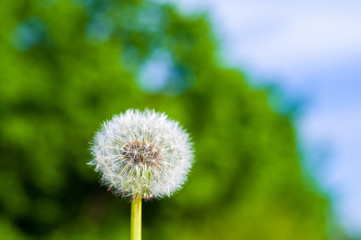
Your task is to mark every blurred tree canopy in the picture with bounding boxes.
[0,0,332,239]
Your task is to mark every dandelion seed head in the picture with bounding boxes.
[89,109,194,199]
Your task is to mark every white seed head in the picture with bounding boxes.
[89,109,194,199]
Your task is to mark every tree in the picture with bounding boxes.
[0,0,329,239]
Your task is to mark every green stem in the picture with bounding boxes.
[130,194,142,240]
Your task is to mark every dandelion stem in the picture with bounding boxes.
[130,194,142,240]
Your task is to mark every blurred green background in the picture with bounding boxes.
[0,0,350,239]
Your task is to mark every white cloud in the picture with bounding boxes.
[210,1,361,70]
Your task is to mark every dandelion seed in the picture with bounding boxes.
[89,109,194,200]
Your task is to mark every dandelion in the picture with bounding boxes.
[89,109,194,240]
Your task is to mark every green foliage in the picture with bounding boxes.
[0,0,332,239]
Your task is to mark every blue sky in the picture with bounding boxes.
[167,0,361,234]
